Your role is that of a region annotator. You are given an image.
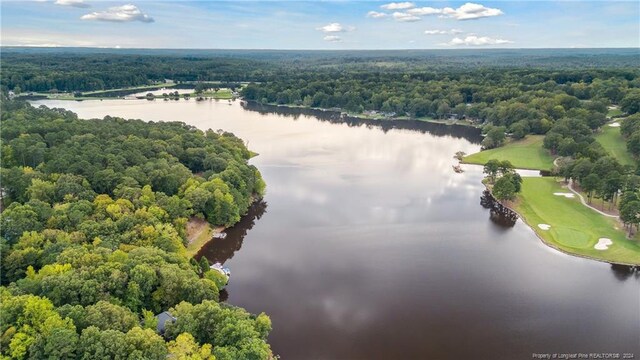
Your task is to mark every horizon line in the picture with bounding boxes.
[2,45,640,51]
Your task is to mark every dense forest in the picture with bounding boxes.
[0,99,271,359]
[0,54,272,92]
[2,48,639,93]
[242,69,638,123]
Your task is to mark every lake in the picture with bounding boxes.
[34,98,639,359]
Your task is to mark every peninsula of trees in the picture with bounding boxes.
[0,99,270,359]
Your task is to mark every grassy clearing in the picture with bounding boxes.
[463,135,554,170]
[607,108,624,118]
[149,89,234,100]
[595,124,635,166]
[185,217,223,258]
[195,89,234,99]
[392,115,476,126]
[513,177,640,265]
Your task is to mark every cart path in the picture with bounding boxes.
[567,181,619,219]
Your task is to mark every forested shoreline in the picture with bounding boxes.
[0,99,271,359]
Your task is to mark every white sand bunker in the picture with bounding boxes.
[609,122,620,127]
[553,192,575,198]
[538,224,551,230]
[594,238,613,250]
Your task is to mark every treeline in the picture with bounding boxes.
[537,86,640,231]
[1,53,275,92]
[621,111,640,157]
[0,99,271,359]
[551,110,640,233]
[3,49,639,95]
[241,68,639,140]
[555,153,640,231]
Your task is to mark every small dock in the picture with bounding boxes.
[213,232,227,239]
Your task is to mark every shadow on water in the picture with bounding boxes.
[480,190,518,228]
[610,264,640,282]
[241,101,484,144]
[218,289,229,303]
[195,200,268,264]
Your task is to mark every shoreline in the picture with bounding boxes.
[245,100,481,128]
[461,159,549,171]
[185,217,225,258]
[185,196,260,258]
[25,94,480,129]
[484,183,639,267]
[17,91,235,102]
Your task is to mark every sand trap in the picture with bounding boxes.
[553,192,575,198]
[538,224,551,230]
[609,122,620,127]
[594,238,613,250]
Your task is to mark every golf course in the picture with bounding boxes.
[463,135,554,171]
[513,177,640,265]
[595,123,635,166]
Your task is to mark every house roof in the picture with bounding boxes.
[155,311,176,333]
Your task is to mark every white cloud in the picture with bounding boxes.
[55,0,89,8]
[424,30,448,35]
[366,11,387,19]
[378,3,503,22]
[10,43,62,47]
[381,2,415,10]
[316,22,354,33]
[323,35,341,42]
[81,4,154,23]
[425,29,464,35]
[441,3,504,20]
[407,7,442,16]
[392,12,421,22]
[444,35,513,46]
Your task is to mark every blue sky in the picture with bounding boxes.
[1,1,638,49]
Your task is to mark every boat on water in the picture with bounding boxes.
[210,262,231,284]
[213,232,227,239]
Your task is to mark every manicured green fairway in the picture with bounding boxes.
[197,89,234,99]
[607,108,623,117]
[463,135,555,170]
[595,124,635,166]
[514,177,640,265]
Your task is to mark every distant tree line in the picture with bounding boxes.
[1,53,275,93]
[241,68,638,146]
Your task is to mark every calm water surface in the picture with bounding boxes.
[35,99,639,360]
